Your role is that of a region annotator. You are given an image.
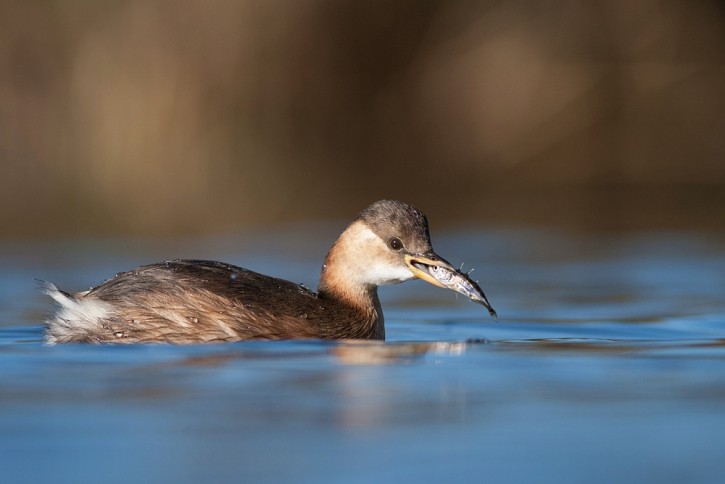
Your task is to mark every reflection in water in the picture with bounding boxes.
[2,326,725,482]
[330,340,470,365]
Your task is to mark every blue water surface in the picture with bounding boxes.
[1,228,724,483]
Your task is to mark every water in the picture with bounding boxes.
[1,227,724,483]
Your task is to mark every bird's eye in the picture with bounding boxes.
[388,237,403,251]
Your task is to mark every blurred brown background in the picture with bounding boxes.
[1,0,724,238]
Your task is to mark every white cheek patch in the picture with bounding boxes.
[364,263,414,286]
[352,225,414,286]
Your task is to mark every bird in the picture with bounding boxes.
[43,200,496,344]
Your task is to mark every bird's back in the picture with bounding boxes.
[45,260,371,344]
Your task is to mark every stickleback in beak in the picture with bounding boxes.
[405,252,497,320]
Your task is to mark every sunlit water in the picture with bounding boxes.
[1,227,724,483]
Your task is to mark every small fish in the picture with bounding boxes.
[428,265,498,320]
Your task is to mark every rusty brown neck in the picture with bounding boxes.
[317,242,385,339]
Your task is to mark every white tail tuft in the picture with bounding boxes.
[40,280,113,344]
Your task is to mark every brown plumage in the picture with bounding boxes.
[43,200,496,344]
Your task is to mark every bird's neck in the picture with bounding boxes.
[317,227,385,339]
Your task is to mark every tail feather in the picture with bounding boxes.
[37,279,76,306]
[39,280,112,344]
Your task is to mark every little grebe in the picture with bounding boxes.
[43,200,496,344]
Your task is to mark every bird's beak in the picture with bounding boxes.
[404,252,456,288]
[405,251,498,320]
